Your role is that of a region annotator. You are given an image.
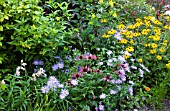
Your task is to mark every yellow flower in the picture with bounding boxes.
[126,46,134,52]
[156,55,162,60]
[118,24,125,30]
[153,19,162,25]
[153,36,160,41]
[99,0,103,3]
[91,13,95,18]
[138,58,143,62]
[102,33,110,38]
[159,47,166,53]
[144,20,151,27]
[136,18,142,22]
[109,0,114,7]
[163,40,168,43]
[108,30,116,35]
[101,19,107,23]
[164,25,170,29]
[124,54,130,59]
[168,60,170,63]
[166,63,170,69]
[113,12,117,17]
[151,43,158,48]
[163,42,167,46]
[120,39,128,44]
[142,29,150,35]
[144,44,148,47]
[129,40,134,45]
[127,25,135,29]
[150,49,157,54]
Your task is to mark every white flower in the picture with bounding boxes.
[131,65,137,69]
[118,55,126,63]
[108,59,113,63]
[100,93,106,99]
[165,10,170,16]
[130,58,135,62]
[59,94,66,100]
[61,89,69,96]
[139,64,150,73]
[124,51,131,56]
[98,62,103,65]
[106,50,112,55]
[129,81,134,85]
[139,68,144,77]
[112,58,117,62]
[1,80,5,84]
[71,79,78,86]
[58,84,64,88]
[114,32,122,40]
[21,63,27,66]
[16,70,20,76]
[97,48,100,51]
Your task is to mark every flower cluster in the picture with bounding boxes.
[15,60,27,76]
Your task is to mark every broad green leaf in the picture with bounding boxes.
[0,26,3,31]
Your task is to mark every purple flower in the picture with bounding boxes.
[110,89,117,94]
[57,62,64,69]
[120,75,126,81]
[128,87,133,96]
[60,89,69,97]
[65,69,69,74]
[54,56,63,62]
[33,60,39,65]
[39,60,44,66]
[115,79,122,84]
[49,76,59,84]
[41,85,50,93]
[52,64,58,71]
[98,104,104,111]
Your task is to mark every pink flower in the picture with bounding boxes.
[103,76,112,82]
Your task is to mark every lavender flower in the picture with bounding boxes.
[49,76,59,83]
[52,64,58,71]
[39,60,44,66]
[41,85,50,93]
[120,75,126,81]
[128,87,133,96]
[60,89,69,97]
[110,89,117,94]
[118,55,126,63]
[138,68,144,77]
[59,94,66,100]
[99,104,104,111]
[115,79,122,84]
[57,62,64,69]
[65,69,69,74]
[33,60,39,65]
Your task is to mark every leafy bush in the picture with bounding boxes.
[0,0,72,75]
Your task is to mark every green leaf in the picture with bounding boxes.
[0,26,3,31]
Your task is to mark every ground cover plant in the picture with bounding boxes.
[0,0,170,110]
